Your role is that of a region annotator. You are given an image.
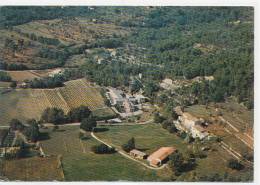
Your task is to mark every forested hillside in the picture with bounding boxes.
[0,6,254,108]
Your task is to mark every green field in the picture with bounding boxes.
[95,123,188,155]
[40,125,171,181]
[95,123,253,181]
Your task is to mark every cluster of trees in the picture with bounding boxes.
[0,71,12,82]
[127,7,253,109]
[0,6,94,28]
[41,105,91,124]
[121,137,135,152]
[38,47,68,61]
[169,151,196,176]
[9,118,40,142]
[0,61,28,71]
[96,38,124,48]
[28,75,64,89]
[79,116,97,132]
[91,143,116,154]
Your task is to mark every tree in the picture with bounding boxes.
[67,105,91,122]
[24,119,40,142]
[227,159,244,170]
[91,144,116,154]
[122,137,135,152]
[144,82,160,97]
[9,119,24,131]
[0,71,12,82]
[153,112,165,123]
[80,116,97,131]
[10,81,17,88]
[41,108,65,124]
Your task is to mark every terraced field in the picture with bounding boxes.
[0,79,113,125]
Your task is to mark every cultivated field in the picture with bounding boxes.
[2,156,64,181]
[0,79,114,126]
[40,125,166,181]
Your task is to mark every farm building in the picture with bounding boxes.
[107,88,124,106]
[174,110,209,139]
[123,99,135,113]
[48,68,64,77]
[147,147,176,167]
[129,149,147,159]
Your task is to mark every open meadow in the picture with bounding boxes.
[40,125,170,181]
[95,123,253,180]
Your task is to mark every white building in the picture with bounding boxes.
[174,111,209,139]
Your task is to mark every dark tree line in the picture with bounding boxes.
[0,71,12,82]
[41,105,91,124]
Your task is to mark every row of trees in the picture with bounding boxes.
[41,105,91,124]
[91,144,116,154]
[0,61,28,71]
[28,75,64,89]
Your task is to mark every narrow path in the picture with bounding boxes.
[90,131,166,170]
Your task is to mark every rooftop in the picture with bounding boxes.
[130,149,147,157]
[147,147,176,162]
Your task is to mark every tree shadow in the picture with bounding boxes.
[136,148,150,152]
[38,132,50,141]
[80,136,90,140]
[54,129,66,132]
[94,128,109,133]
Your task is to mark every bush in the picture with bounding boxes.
[41,108,65,124]
[80,116,97,131]
[0,71,12,82]
[91,144,116,154]
[67,105,91,122]
[227,159,244,170]
[10,81,17,88]
[121,137,135,152]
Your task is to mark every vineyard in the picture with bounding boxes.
[0,79,113,125]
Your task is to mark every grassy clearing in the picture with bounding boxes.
[95,123,188,155]
[40,126,169,181]
[92,107,117,120]
[2,156,64,181]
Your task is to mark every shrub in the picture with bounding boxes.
[91,144,116,154]
[227,159,244,170]
[80,116,97,131]
[121,137,135,152]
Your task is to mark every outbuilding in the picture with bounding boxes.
[129,149,147,159]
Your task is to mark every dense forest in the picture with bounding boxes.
[0,6,254,108]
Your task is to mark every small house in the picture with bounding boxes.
[130,149,147,159]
